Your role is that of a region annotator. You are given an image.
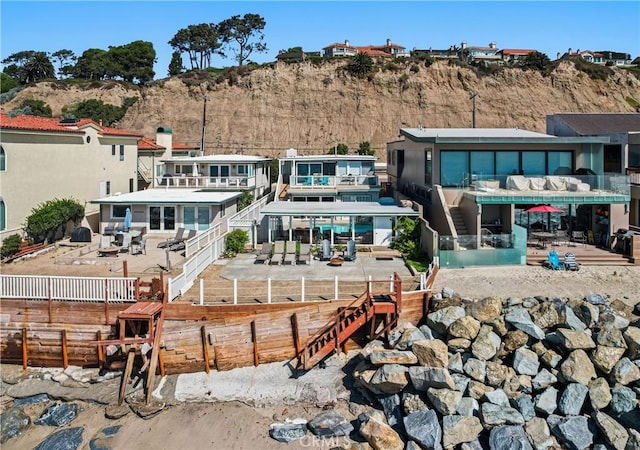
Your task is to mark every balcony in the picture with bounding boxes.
[155,175,256,189]
[289,174,379,189]
[453,173,630,204]
[626,168,640,186]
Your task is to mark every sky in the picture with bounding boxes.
[1,1,639,79]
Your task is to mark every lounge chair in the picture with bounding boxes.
[132,235,147,255]
[104,222,121,235]
[255,243,271,265]
[342,240,357,261]
[546,251,562,270]
[283,240,297,265]
[158,227,185,249]
[120,234,132,253]
[269,240,285,265]
[563,252,580,271]
[297,244,311,265]
[570,230,587,247]
[319,239,332,261]
[170,229,196,252]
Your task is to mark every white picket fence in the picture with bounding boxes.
[0,275,138,302]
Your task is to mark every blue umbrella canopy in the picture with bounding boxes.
[124,207,132,231]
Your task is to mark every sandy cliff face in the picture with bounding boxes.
[4,61,639,158]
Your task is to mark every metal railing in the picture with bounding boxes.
[0,275,138,302]
[289,174,378,188]
[155,175,256,189]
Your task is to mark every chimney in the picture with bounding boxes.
[386,38,391,46]
[156,126,173,160]
[489,42,496,49]
[461,41,467,50]
[345,39,350,47]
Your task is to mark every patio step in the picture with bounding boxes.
[449,207,469,236]
[527,250,634,266]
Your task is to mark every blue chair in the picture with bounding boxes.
[547,251,562,270]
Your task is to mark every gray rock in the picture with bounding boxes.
[525,417,553,450]
[512,395,535,421]
[484,388,510,407]
[534,386,558,416]
[370,364,409,394]
[489,425,533,450]
[442,287,455,298]
[89,425,122,450]
[617,409,640,434]
[471,325,502,361]
[556,329,596,350]
[596,325,627,348]
[486,361,511,387]
[558,383,588,416]
[481,402,525,426]
[405,441,422,450]
[531,368,557,391]
[578,301,600,327]
[418,324,435,340]
[463,358,487,382]
[395,325,428,351]
[377,393,402,428]
[467,380,494,400]
[584,293,608,305]
[448,351,463,373]
[412,339,448,368]
[387,322,414,348]
[503,330,530,353]
[529,301,561,330]
[14,393,50,405]
[448,338,472,352]
[540,348,562,369]
[451,373,470,393]
[563,305,588,331]
[369,350,418,365]
[307,410,353,438]
[588,377,612,411]
[627,429,640,450]
[513,347,540,376]
[404,409,443,450]
[466,296,503,322]
[592,411,629,450]
[623,326,640,360]
[610,385,637,415]
[560,350,596,385]
[505,307,545,340]
[610,357,640,385]
[548,415,594,450]
[456,397,479,417]
[427,388,463,415]
[427,306,466,335]
[269,422,307,443]
[35,402,78,427]
[442,415,483,448]
[1,407,31,444]
[361,339,386,359]
[408,366,456,391]
[35,427,84,450]
[461,440,484,450]
[598,311,630,330]
[358,412,404,450]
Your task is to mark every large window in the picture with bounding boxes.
[440,152,468,187]
[0,199,5,231]
[548,151,572,175]
[521,152,545,175]
[112,205,131,218]
[470,152,494,179]
[297,162,322,176]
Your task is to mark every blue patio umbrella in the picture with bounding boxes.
[124,207,132,231]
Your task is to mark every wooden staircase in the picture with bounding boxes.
[297,274,404,370]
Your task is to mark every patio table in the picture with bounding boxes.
[531,232,555,249]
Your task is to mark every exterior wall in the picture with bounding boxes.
[609,203,629,236]
[0,128,138,240]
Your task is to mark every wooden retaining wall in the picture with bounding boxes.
[0,290,430,374]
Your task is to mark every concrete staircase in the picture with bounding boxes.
[449,206,469,236]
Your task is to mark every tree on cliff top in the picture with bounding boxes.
[169,23,221,70]
[218,14,267,66]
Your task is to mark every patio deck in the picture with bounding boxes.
[526,241,633,266]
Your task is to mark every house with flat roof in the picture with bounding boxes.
[260,149,417,245]
[387,127,630,266]
[323,39,408,59]
[0,114,142,240]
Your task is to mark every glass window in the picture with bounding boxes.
[548,151,572,175]
[164,207,175,230]
[111,145,116,156]
[470,152,494,179]
[184,207,196,230]
[237,164,248,175]
[496,151,520,177]
[424,149,432,185]
[0,200,5,231]
[522,151,545,175]
[197,207,210,230]
[106,181,111,195]
[112,205,130,218]
[119,145,124,161]
[0,146,6,171]
[440,151,469,187]
[150,206,161,230]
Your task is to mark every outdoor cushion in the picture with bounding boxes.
[568,182,590,192]
[528,177,546,190]
[544,176,568,191]
[506,175,529,191]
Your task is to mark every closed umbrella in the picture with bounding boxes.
[124,207,132,231]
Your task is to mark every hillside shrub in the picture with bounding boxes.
[572,57,613,81]
[224,229,249,257]
[23,198,84,244]
[1,234,23,258]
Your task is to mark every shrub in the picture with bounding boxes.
[572,57,613,81]
[1,234,23,258]
[23,198,84,244]
[224,229,249,257]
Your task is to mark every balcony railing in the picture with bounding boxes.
[626,168,640,186]
[155,175,256,189]
[290,174,378,188]
[452,173,630,196]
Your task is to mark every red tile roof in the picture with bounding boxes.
[138,136,165,150]
[500,49,537,55]
[0,113,143,137]
[172,142,200,150]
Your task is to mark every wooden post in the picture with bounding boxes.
[119,350,135,406]
[201,326,210,374]
[135,279,140,301]
[123,260,128,278]
[47,277,52,323]
[97,331,104,370]
[213,345,220,371]
[22,327,28,370]
[291,314,301,355]
[61,329,69,369]
[251,321,259,366]
[144,282,168,404]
